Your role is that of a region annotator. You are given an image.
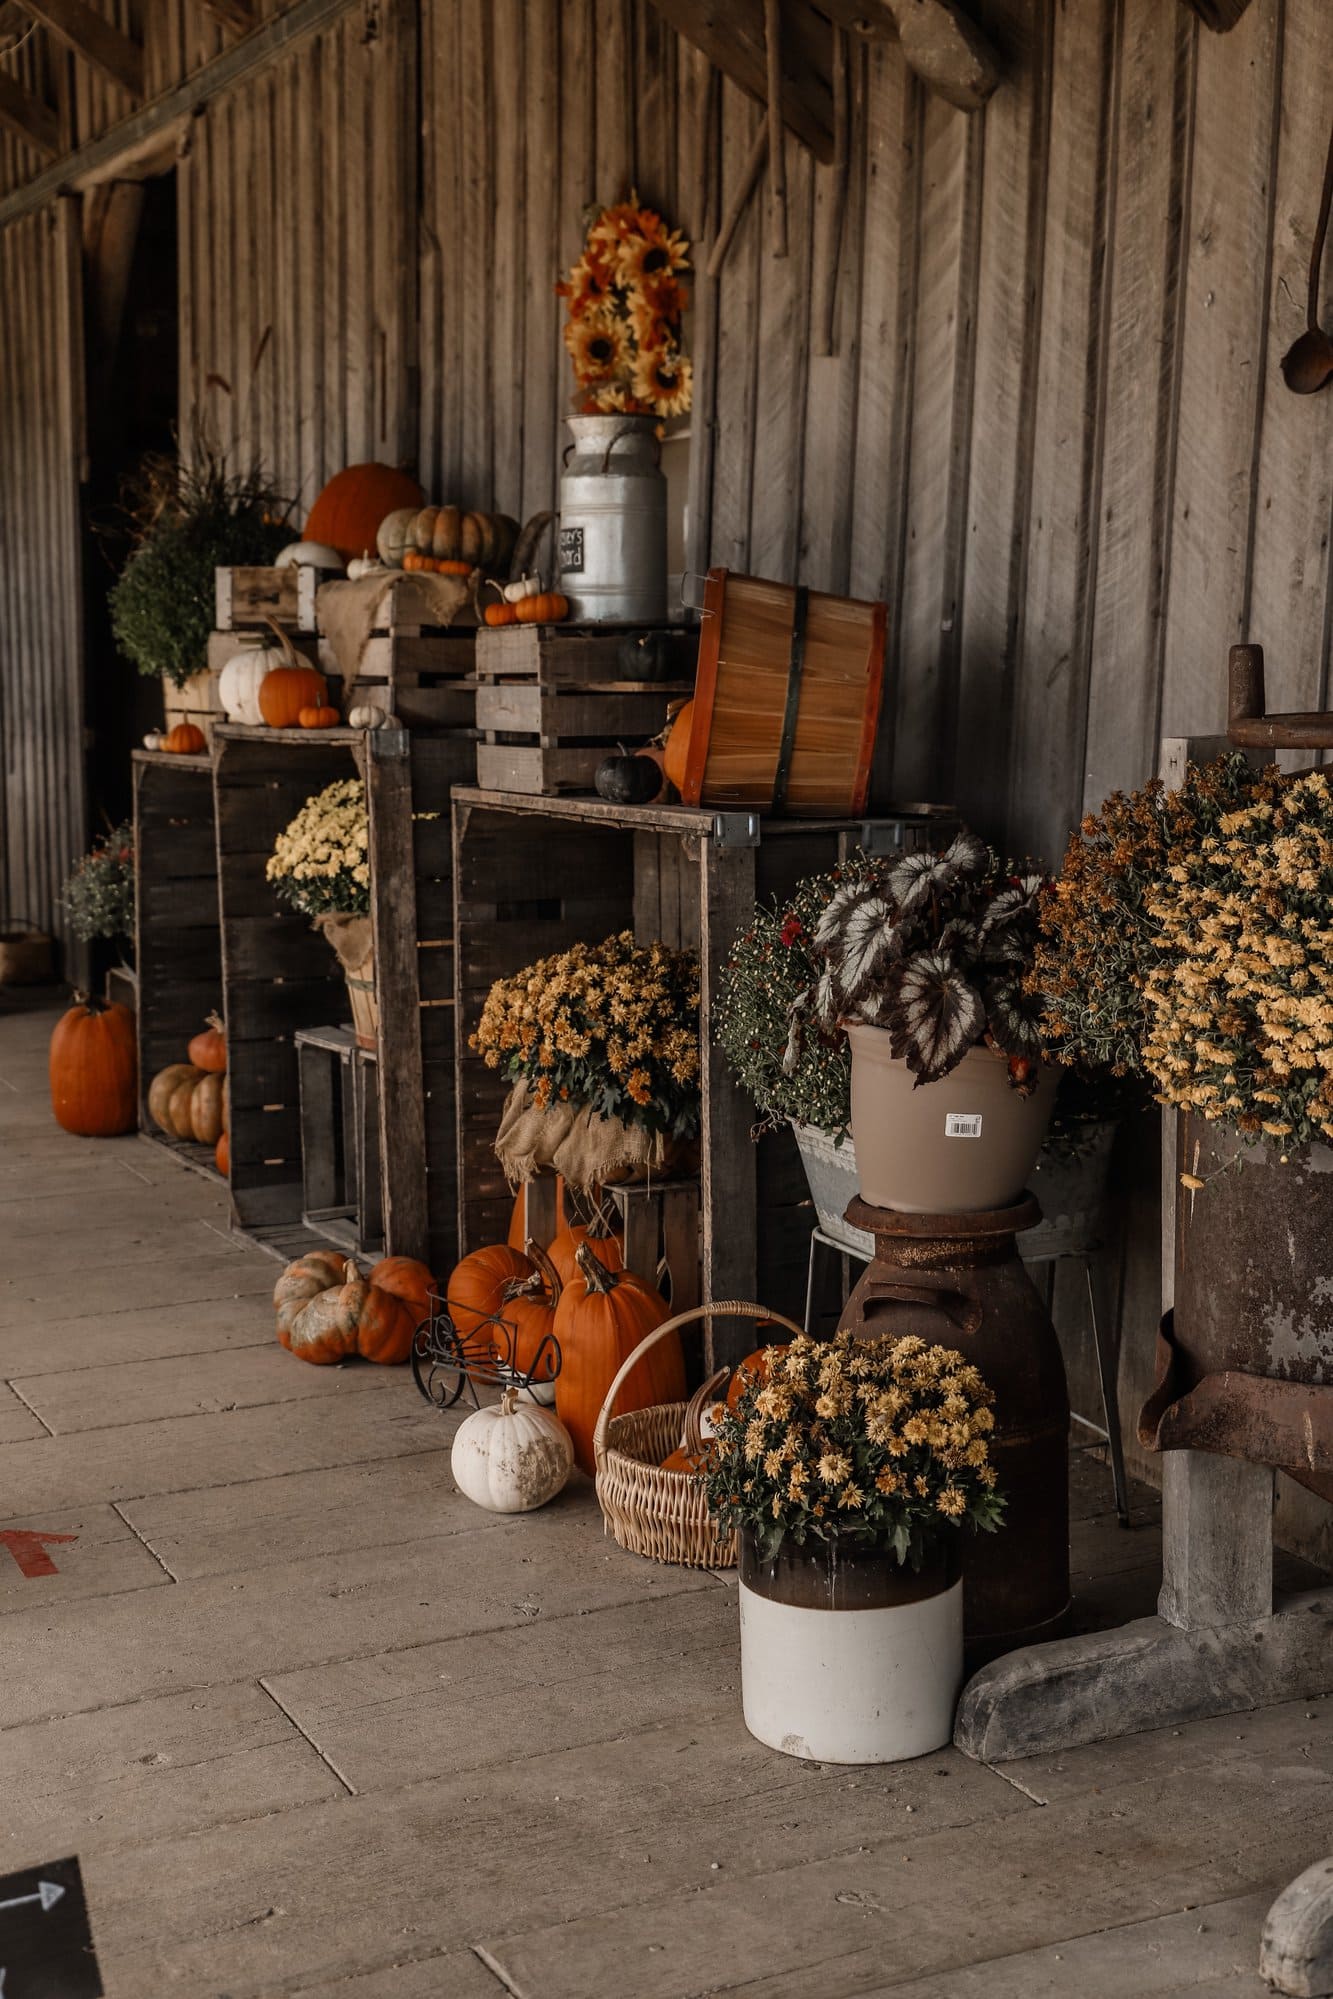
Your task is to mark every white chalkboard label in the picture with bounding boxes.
[558,524,585,573]
[0,1856,102,1998]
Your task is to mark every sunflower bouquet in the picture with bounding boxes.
[702,1330,1005,1566]
[557,197,692,417]
[471,931,701,1141]
[266,778,370,920]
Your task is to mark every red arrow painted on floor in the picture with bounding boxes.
[0,1531,76,1578]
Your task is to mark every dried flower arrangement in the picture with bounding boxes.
[266,778,370,919]
[60,822,135,945]
[471,931,701,1141]
[1032,750,1285,1080]
[557,198,692,417]
[109,426,291,688]
[701,1330,1004,1566]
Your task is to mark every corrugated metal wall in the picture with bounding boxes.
[0,199,86,942]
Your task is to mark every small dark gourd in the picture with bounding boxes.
[594,753,664,806]
[617,629,685,684]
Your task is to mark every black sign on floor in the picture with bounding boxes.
[0,1856,102,1999]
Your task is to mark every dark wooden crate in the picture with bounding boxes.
[317,576,478,730]
[451,789,925,1364]
[214,724,471,1282]
[132,750,224,1178]
[216,564,319,634]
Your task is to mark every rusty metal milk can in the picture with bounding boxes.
[558,414,667,623]
[839,1194,1072,1663]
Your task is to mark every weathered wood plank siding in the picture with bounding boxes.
[0,199,85,944]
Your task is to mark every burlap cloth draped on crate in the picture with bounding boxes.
[316,572,477,688]
[494,1080,689,1193]
[317,913,377,1048]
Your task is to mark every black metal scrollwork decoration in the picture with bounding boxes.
[411,1293,562,1412]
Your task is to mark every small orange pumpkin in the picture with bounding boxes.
[726,1341,787,1409]
[546,1219,624,1289]
[448,1243,535,1340]
[188,1011,226,1073]
[663,698,695,795]
[298,704,341,729]
[402,550,428,572]
[514,592,569,625]
[162,722,206,754]
[255,620,328,728]
[436,559,473,577]
[484,602,517,628]
[215,1129,230,1177]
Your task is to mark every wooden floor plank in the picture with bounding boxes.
[0,1502,170,1613]
[11,1342,397,1434]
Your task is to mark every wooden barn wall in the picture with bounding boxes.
[174,0,417,518]
[0,201,86,947]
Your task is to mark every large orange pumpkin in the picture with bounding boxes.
[546,1219,624,1289]
[305,464,427,563]
[48,994,137,1137]
[274,1251,436,1364]
[259,663,327,729]
[503,1243,562,1378]
[448,1243,535,1339]
[554,1243,683,1474]
[662,698,695,795]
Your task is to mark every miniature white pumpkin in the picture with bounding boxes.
[450,1388,573,1513]
[275,539,344,572]
[143,730,163,750]
[376,507,418,569]
[347,554,385,581]
[346,704,387,729]
[502,574,544,604]
[218,638,284,726]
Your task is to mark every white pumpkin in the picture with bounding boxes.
[217,639,284,726]
[376,507,418,569]
[346,704,387,729]
[347,555,385,581]
[275,540,344,572]
[450,1389,573,1513]
[143,730,163,750]
[502,574,544,604]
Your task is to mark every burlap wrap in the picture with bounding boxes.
[315,572,475,684]
[494,1080,681,1192]
[317,913,377,1048]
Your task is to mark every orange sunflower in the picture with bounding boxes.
[632,347,692,418]
[616,222,691,286]
[628,273,689,353]
[556,250,616,320]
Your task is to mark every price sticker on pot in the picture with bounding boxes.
[558,524,585,573]
[946,1114,984,1138]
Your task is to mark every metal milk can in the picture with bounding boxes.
[558,413,667,623]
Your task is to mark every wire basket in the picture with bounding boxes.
[592,1300,805,1569]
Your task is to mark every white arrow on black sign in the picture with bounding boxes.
[0,1883,65,1915]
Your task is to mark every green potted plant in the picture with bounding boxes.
[109,432,290,721]
[470,931,701,1191]
[266,778,374,1045]
[59,822,136,969]
[702,1327,1004,1762]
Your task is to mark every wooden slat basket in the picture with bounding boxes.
[593,1302,805,1568]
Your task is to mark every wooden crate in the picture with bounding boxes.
[473,622,692,796]
[132,749,224,1181]
[451,788,928,1367]
[216,564,319,634]
[295,1025,383,1256]
[317,574,478,730]
[164,630,327,749]
[214,724,470,1281]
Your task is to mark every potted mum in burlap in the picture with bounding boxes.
[267,778,375,1047]
[471,931,700,1192]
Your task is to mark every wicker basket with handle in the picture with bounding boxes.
[0,919,54,986]
[593,1301,806,1568]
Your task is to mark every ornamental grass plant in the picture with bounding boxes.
[266,778,370,919]
[702,1329,1004,1567]
[471,931,701,1141]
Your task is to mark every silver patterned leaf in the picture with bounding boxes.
[887,950,986,1084]
[984,973,1045,1059]
[814,879,872,951]
[834,894,901,1003]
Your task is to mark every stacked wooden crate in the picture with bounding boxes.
[317,574,476,732]
[473,623,693,795]
[164,566,324,744]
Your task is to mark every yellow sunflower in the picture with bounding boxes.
[556,250,616,319]
[632,346,692,418]
[628,274,689,353]
[564,315,627,384]
[616,223,691,286]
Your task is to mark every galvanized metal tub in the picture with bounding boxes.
[1021,1121,1116,1263]
[558,414,667,624]
[791,1122,874,1256]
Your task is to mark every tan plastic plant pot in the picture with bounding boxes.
[846,1027,1056,1214]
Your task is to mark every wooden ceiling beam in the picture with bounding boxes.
[13,0,143,97]
[816,0,1001,110]
[0,66,59,155]
[647,0,837,162]
[185,0,256,38]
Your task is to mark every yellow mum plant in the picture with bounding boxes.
[266,777,370,919]
[702,1330,1004,1566]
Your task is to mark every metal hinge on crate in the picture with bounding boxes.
[710,810,761,848]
